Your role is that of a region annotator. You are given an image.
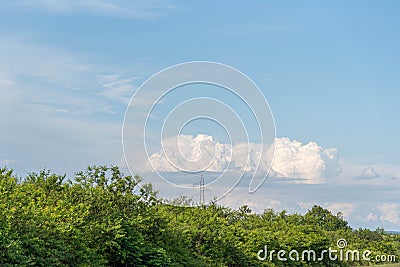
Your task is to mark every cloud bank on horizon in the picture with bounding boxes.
[147,134,340,183]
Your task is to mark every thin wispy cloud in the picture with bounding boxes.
[0,38,133,116]
[1,0,177,18]
[100,76,138,104]
[0,38,131,175]
[0,79,15,87]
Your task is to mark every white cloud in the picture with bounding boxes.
[272,137,340,182]
[0,79,15,87]
[296,202,355,218]
[0,159,13,166]
[377,203,400,225]
[365,212,378,222]
[297,201,315,210]
[356,166,380,180]
[149,134,232,172]
[325,202,355,218]
[147,134,341,183]
[333,161,400,186]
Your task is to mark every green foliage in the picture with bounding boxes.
[0,166,399,266]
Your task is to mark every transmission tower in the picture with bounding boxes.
[199,174,205,205]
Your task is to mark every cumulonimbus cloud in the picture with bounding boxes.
[147,134,341,183]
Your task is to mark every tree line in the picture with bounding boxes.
[0,166,399,266]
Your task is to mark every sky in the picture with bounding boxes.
[0,0,399,230]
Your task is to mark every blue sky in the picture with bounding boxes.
[1,0,399,230]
